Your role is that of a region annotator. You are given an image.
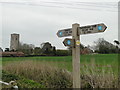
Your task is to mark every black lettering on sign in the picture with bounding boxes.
[92,25,97,27]
[90,28,93,30]
[87,31,92,33]
[85,29,88,31]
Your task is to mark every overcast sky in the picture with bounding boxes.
[0,0,119,50]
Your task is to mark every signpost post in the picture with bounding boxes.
[72,23,80,88]
[56,23,107,88]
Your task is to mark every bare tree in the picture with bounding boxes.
[18,42,35,55]
[94,38,118,54]
[114,40,120,45]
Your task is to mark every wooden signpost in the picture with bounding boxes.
[57,23,107,88]
[63,38,74,47]
[57,23,107,37]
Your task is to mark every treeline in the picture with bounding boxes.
[3,42,71,56]
[93,38,120,54]
[1,38,120,56]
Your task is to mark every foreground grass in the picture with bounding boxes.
[1,54,118,88]
[3,60,118,88]
[3,61,72,88]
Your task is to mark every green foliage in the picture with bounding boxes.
[56,50,70,56]
[4,48,9,52]
[18,78,44,88]
[33,47,41,55]
[41,42,52,55]
[18,49,33,55]
[2,70,44,88]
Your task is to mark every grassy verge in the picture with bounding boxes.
[1,54,118,88]
[2,70,44,88]
[2,60,118,88]
[3,61,72,88]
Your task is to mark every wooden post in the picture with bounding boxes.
[72,23,80,88]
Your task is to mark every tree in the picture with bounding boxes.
[52,46,56,56]
[41,42,52,54]
[114,40,120,45]
[18,42,35,55]
[114,40,120,53]
[5,48,9,52]
[94,38,118,54]
[56,50,69,56]
[41,42,56,55]
[34,47,41,55]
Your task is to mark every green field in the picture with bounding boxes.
[2,54,118,64]
[2,54,118,70]
[2,54,118,63]
[1,54,119,88]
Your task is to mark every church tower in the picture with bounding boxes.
[10,33,19,51]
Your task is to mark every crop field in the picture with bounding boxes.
[1,54,119,88]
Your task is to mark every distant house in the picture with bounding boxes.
[0,52,24,57]
[81,47,93,55]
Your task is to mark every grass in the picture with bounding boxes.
[1,54,119,88]
[2,54,118,63]
[2,54,118,71]
[3,61,72,88]
[2,70,44,88]
[2,60,118,88]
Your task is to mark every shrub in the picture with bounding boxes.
[56,50,70,56]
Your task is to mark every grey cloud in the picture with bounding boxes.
[1,1,118,50]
